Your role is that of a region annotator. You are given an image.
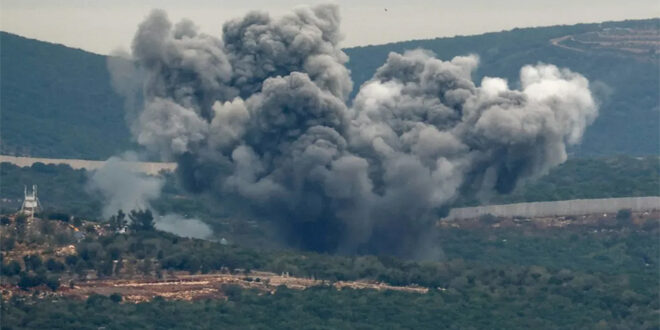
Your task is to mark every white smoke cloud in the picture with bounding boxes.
[155,214,212,239]
[87,152,214,239]
[87,152,163,219]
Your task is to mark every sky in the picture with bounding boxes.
[1,0,658,55]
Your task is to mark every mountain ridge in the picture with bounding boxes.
[4,17,657,56]
[1,17,658,160]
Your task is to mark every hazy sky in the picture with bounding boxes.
[1,0,658,55]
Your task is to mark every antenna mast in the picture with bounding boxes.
[20,185,41,220]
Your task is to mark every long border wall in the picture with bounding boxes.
[445,197,660,220]
[0,155,176,175]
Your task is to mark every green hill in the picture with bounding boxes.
[0,32,132,159]
[1,18,658,159]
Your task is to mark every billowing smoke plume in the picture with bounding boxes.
[88,153,212,239]
[88,153,163,219]
[115,5,598,254]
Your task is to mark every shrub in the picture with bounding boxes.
[45,258,65,273]
[3,260,22,276]
[45,276,60,291]
[109,293,123,303]
[616,209,633,226]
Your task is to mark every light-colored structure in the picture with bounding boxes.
[444,196,660,220]
[19,185,41,219]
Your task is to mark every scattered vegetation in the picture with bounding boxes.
[1,207,658,329]
[2,261,659,329]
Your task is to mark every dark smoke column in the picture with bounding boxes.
[128,5,371,252]
[121,5,598,255]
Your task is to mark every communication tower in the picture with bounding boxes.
[20,185,41,219]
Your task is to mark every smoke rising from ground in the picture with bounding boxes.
[87,153,212,239]
[112,5,598,255]
[87,153,163,219]
[155,214,213,240]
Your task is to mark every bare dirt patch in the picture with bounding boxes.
[2,271,429,303]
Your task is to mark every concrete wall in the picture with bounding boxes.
[0,155,176,176]
[445,196,660,220]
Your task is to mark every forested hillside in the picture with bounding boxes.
[1,18,658,159]
[0,33,133,159]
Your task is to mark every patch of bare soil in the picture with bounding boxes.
[2,271,429,303]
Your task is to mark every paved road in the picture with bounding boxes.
[0,155,176,175]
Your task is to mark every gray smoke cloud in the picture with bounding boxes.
[87,152,213,239]
[114,4,598,254]
[107,50,145,126]
[87,153,164,219]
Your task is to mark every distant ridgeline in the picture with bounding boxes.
[1,18,658,160]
